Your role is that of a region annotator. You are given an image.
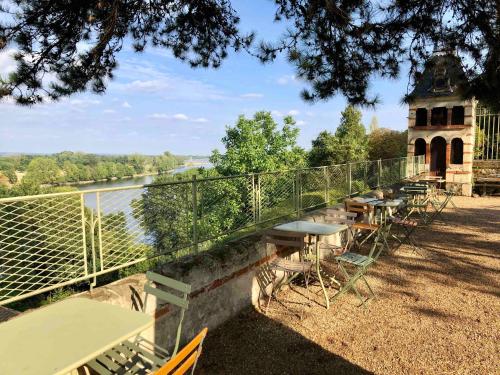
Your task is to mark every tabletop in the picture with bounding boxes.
[0,298,154,375]
[372,199,403,208]
[274,220,348,236]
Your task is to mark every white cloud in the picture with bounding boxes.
[240,93,263,99]
[148,113,169,119]
[115,58,227,102]
[271,110,284,117]
[123,79,169,93]
[69,99,101,107]
[148,113,191,121]
[288,109,300,116]
[173,113,189,121]
[193,117,209,123]
[103,109,116,114]
[296,120,306,126]
[122,101,132,108]
[276,75,297,85]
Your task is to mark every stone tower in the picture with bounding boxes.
[407,51,475,196]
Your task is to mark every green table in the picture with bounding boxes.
[274,221,348,309]
[0,298,153,375]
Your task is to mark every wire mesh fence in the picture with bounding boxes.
[0,156,423,304]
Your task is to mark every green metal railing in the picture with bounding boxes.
[475,107,500,160]
[0,155,425,305]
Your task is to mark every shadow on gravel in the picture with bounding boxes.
[197,307,373,375]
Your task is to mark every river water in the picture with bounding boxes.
[77,164,209,212]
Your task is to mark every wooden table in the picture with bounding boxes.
[273,221,348,309]
[0,298,153,375]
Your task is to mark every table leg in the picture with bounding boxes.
[315,235,330,309]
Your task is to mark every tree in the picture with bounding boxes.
[369,116,379,133]
[1,1,498,107]
[210,111,306,176]
[308,105,368,166]
[23,157,61,185]
[368,128,407,160]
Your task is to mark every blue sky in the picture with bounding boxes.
[0,1,410,156]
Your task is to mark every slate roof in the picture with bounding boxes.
[411,52,468,99]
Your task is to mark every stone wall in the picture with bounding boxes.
[73,208,343,352]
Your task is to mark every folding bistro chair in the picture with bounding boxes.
[258,230,314,314]
[154,327,208,375]
[330,232,384,307]
[427,191,453,224]
[320,208,356,254]
[85,271,191,374]
[344,200,380,250]
[389,215,422,255]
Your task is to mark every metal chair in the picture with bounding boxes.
[344,200,380,250]
[155,327,208,375]
[85,271,191,374]
[258,230,314,313]
[389,215,422,255]
[320,208,356,254]
[330,231,384,307]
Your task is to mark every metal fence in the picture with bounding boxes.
[0,155,425,305]
[475,106,500,160]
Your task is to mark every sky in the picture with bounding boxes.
[0,1,410,156]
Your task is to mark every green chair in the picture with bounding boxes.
[86,271,191,374]
[330,231,384,307]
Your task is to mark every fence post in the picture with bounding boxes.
[256,173,262,223]
[377,159,382,187]
[323,166,329,204]
[191,175,198,253]
[295,169,301,217]
[347,162,352,197]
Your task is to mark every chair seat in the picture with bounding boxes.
[391,217,418,227]
[87,337,169,374]
[336,252,374,267]
[270,258,313,273]
[319,243,346,256]
[352,222,379,231]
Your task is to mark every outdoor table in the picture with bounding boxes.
[0,298,153,375]
[273,221,348,309]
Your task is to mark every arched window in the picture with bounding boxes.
[451,106,464,125]
[415,108,427,126]
[451,138,463,164]
[431,107,448,125]
[414,138,426,156]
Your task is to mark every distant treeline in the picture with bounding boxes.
[0,151,190,186]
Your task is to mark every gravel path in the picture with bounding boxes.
[198,196,500,375]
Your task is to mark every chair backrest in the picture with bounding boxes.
[144,271,191,356]
[264,229,306,250]
[155,328,208,375]
[324,208,356,226]
[345,200,373,216]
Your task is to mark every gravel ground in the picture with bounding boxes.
[197,196,500,375]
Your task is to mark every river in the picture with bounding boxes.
[77,164,210,213]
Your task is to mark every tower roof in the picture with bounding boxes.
[411,52,467,99]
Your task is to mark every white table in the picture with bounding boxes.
[0,298,154,375]
[274,221,348,309]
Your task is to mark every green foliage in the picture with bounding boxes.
[210,111,306,175]
[0,151,184,188]
[2,1,498,107]
[368,128,408,160]
[309,105,368,166]
[23,157,61,185]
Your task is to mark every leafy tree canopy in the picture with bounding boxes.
[0,1,498,107]
[210,111,306,175]
[368,128,407,160]
[308,105,367,166]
